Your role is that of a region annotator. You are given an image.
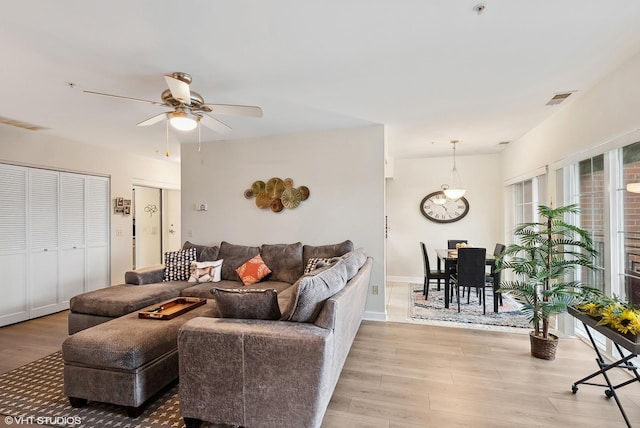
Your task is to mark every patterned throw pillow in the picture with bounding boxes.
[235,254,272,285]
[188,260,223,283]
[163,247,197,281]
[304,257,333,274]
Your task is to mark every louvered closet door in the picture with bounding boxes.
[86,176,110,290]
[60,173,86,302]
[0,164,28,325]
[29,168,60,317]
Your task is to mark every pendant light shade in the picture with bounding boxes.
[442,140,466,200]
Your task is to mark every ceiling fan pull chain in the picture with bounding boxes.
[198,120,202,153]
[165,118,170,157]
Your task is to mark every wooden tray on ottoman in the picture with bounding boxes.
[139,297,206,320]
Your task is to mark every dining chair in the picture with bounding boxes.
[447,239,468,249]
[486,243,506,306]
[454,247,488,314]
[420,242,447,299]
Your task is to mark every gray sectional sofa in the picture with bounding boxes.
[62,240,372,427]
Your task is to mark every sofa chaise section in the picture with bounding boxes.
[178,256,373,428]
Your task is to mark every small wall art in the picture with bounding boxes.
[244,177,309,213]
[114,197,132,216]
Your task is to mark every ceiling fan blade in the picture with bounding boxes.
[164,75,191,104]
[83,90,163,106]
[203,103,263,117]
[200,114,232,134]
[137,112,169,127]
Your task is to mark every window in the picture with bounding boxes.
[577,155,606,293]
[621,141,640,306]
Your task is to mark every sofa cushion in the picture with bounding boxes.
[236,254,272,285]
[69,282,191,318]
[302,240,353,267]
[340,248,368,280]
[164,248,197,281]
[188,260,223,283]
[212,288,281,320]
[218,242,260,281]
[180,279,293,299]
[183,241,220,262]
[260,242,303,284]
[282,258,348,322]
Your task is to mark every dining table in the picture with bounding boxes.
[435,248,501,312]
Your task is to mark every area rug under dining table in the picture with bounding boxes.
[410,283,530,329]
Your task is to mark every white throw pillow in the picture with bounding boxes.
[188,259,223,283]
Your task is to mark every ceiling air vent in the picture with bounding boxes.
[0,115,48,131]
[545,92,574,106]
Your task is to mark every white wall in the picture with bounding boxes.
[386,154,503,282]
[180,125,386,319]
[502,50,640,184]
[0,124,181,284]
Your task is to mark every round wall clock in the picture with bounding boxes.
[420,191,469,223]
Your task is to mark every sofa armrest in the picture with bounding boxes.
[124,264,165,285]
[178,317,333,428]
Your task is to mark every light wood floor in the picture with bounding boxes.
[2,305,640,427]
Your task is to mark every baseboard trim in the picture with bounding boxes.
[363,310,387,321]
[387,275,421,284]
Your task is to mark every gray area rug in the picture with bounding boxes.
[0,351,189,428]
[410,283,531,329]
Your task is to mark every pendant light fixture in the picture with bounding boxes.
[442,140,466,200]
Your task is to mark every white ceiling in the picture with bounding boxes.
[3,1,640,162]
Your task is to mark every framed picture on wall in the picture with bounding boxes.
[115,197,124,213]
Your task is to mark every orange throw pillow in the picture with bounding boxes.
[236,254,272,285]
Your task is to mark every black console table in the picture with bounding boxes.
[568,307,640,428]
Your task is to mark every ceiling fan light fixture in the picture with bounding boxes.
[168,110,199,131]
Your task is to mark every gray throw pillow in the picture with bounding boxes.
[341,247,367,280]
[260,242,303,284]
[282,258,348,323]
[212,288,281,320]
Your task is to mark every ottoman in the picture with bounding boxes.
[62,299,218,417]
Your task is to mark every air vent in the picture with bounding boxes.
[546,92,574,106]
[0,115,48,131]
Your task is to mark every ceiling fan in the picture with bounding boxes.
[84,72,263,134]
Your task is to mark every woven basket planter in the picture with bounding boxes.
[529,331,559,360]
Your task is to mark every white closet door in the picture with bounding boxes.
[86,176,110,290]
[29,169,60,317]
[0,164,28,325]
[60,173,86,302]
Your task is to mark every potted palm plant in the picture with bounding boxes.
[497,204,599,360]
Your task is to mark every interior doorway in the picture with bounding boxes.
[132,186,181,269]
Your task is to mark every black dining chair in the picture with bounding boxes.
[447,239,468,249]
[486,243,506,306]
[454,247,488,314]
[420,242,447,299]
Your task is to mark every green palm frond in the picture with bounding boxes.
[497,204,600,339]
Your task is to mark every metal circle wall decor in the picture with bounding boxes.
[244,177,309,212]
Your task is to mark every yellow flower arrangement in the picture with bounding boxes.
[575,293,640,337]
